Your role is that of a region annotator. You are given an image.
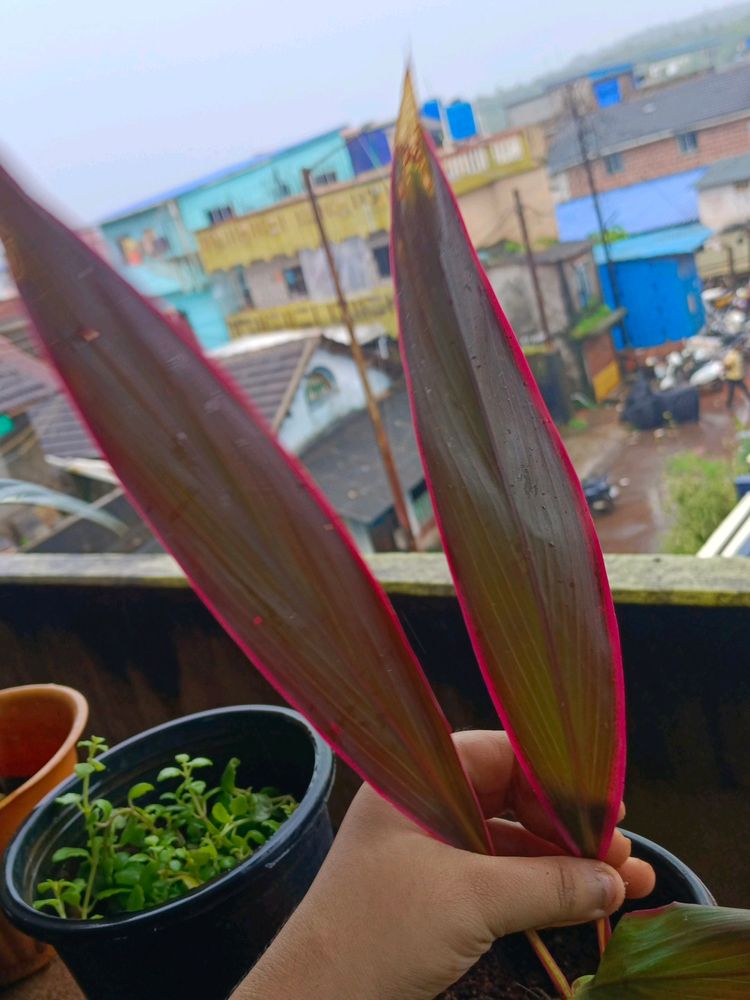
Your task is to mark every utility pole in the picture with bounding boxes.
[302,169,416,551]
[565,84,631,348]
[513,189,552,347]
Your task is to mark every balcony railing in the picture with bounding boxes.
[1,551,748,907]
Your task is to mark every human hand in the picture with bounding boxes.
[235,730,655,1000]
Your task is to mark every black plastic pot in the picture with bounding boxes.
[1,705,334,1000]
[440,828,715,999]
[619,828,715,912]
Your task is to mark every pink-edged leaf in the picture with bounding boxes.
[0,162,491,856]
[391,72,625,859]
[574,904,750,997]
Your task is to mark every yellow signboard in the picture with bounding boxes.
[198,176,391,273]
[228,286,396,339]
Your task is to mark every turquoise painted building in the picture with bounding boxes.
[100,129,354,349]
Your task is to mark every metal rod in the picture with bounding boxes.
[302,169,416,551]
[513,188,552,346]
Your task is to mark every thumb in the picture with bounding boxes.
[466,855,625,938]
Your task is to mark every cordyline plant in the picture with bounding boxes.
[0,69,748,995]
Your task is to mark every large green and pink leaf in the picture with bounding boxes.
[574,904,750,996]
[391,73,625,859]
[0,162,490,856]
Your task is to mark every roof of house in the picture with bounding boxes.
[592,223,712,264]
[100,127,347,223]
[30,394,99,459]
[26,331,323,460]
[548,64,750,174]
[0,338,58,416]
[300,384,424,525]
[0,297,41,358]
[696,152,750,191]
[215,332,320,429]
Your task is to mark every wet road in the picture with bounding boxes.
[562,391,745,553]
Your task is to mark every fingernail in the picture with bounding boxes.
[592,865,622,916]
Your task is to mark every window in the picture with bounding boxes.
[207,205,235,225]
[313,171,338,186]
[305,367,337,408]
[604,152,624,175]
[677,132,698,155]
[283,266,307,298]
[372,245,391,278]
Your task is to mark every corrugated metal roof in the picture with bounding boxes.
[548,64,750,174]
[593,223,712,263]
[100,127,347,223]
[696,152,750,190]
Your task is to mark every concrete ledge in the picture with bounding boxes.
[2,552,750,607]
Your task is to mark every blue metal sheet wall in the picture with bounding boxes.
[599,255,705,349]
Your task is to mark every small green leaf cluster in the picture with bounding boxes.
[33,736,298,920]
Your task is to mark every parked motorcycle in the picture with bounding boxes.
[582,475,618,515]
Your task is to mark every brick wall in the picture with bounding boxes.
[566,116,750,198]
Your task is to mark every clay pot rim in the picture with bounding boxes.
[0,684,89,815]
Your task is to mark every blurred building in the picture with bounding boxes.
[695,153,750,281]
[549,64,750,241]
[196,126,555,341]
[98,129,356,350]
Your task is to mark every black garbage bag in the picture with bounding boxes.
[656,385,700,425]
[621,378,664,430]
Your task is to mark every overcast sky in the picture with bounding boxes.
[1,0,736,222]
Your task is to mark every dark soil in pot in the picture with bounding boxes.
[439,831,715,1000]
[1,705,334,1000]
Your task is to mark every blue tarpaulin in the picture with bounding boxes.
[556,169,706,242]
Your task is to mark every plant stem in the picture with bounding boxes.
[525,930,572,998]
[596,915,611,956]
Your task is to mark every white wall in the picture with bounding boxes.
[699,184,750,232]
[279,346,391,453]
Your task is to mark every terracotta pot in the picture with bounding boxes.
[0,684,88,987]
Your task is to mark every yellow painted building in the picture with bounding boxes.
[198,172,391,274]
[196,126,557,340]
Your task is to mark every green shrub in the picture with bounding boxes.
[662,453,736,554]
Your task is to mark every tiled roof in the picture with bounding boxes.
[696,152,750,190]
[301,384,424,524]
[0,338,58,416]
[27,332,319,460]
[548,64,750,174]
[215,333,319,428]
[30,394,99,459]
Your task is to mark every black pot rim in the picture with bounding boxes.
[621,828,715,906]
[1,704,333,939]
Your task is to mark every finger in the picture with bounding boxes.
[452,730,516,817]
[487,818,565,858]
[604,830,632,869]
[620,857,656,899]
[467,855,625,938]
